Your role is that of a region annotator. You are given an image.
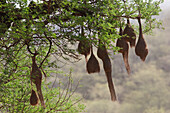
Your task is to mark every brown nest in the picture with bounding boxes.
[122,50,130,75]
[116,27,131,75]
[97,40,108,60]
[135,17,148,61]
[123,19,136,47]
[96,40,117,101]
[30,89,39,106]
[30,55,45,108]
[103,56,117,101]
[86,47,100,74]
[77,40,91,62]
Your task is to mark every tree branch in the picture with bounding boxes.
[25,40,35,55]
[39,32,52,68]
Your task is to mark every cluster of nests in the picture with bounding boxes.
[116,17,148,75]
[77,17,148,101]
[29,17,148,107]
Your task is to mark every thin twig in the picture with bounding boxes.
[59,75,72,106]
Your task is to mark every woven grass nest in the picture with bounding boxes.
[116,27,131,75]
[77,39,91,62]
[30,89,39,106]
[97,40,108,60]
[135,17,148,61]
[123,19,136,48]
[30,55,45,108]
[86,47,100,74]
[97,41,117,101]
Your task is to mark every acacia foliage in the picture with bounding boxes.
[0,0,164,112]
[0,0,164,49]
[0,0,164,81]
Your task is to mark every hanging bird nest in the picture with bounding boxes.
[123,19,136,47]
[77,39,91,62]
[97,40,108,60]
[95,38,117,101]
[116,38,125,53]
[116,26,131,75]
[135,35,148,61]
[103,56,117,101]
[122,50,131,75]
[86,46,100,74]
[135,17,148,61]
[30,89,39,106]
[103,56,111,73]
[116,26,126,53]
[30,55,45,108]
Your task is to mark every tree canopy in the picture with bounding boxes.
[0,0,164,112]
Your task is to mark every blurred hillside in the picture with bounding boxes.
[47,1,170,113]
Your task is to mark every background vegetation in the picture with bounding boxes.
[0,0,167,112]
[51,1,170,113]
